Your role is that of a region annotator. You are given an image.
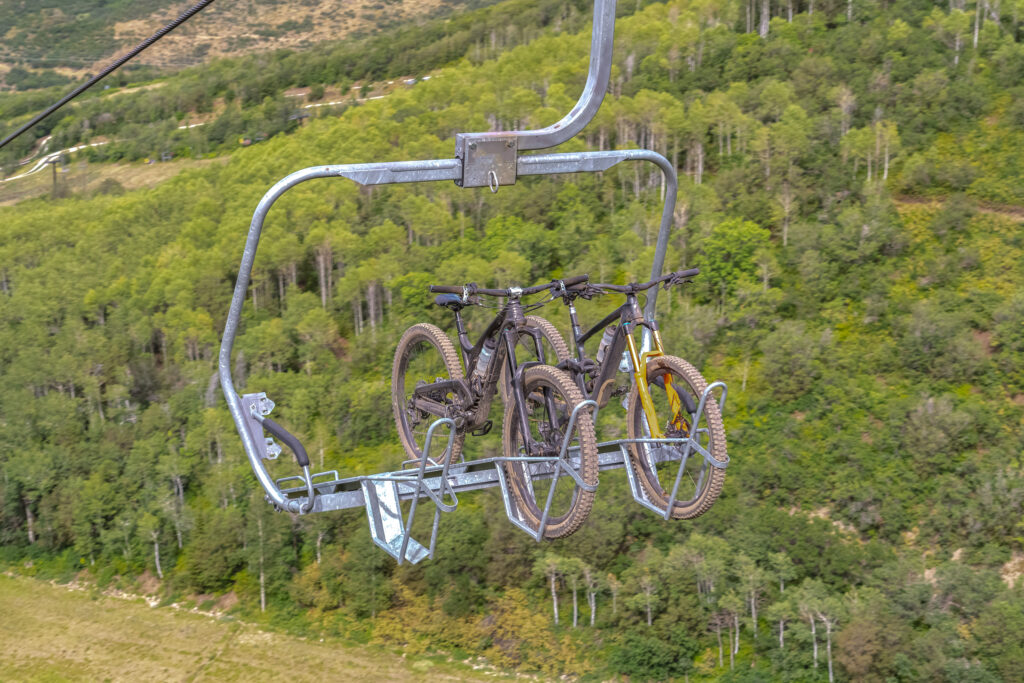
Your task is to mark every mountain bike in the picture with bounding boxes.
[391,276,599,538]
[526,269,728,519]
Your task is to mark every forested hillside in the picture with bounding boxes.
[0,0,494,82]
[0,0,590,173]
[2,0,1024,680]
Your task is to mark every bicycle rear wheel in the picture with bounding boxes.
[391,323,466,464]
[502,364,598,538]
[626,355,727,519]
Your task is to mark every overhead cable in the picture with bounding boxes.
[0,0,217,152]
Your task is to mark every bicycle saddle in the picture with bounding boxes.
[434,293,466,310]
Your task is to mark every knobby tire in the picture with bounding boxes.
[391,323,466,465]
[502,364,598,538]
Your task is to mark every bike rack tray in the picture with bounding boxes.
[258,384,729,559]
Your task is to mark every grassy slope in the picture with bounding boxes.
[0,156,230,206]
[0,574,486,681]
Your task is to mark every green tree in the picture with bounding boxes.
[926,8,972,66]
[624,545,663,627]
[533,552,562,626]
[699,218,771,306]
[759,321,827,401]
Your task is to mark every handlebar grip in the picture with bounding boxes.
[559,273,589,287]
[429,285,464,294]
[261,417,310,468]
[675,267,700,278]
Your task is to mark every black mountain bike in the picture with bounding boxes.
[391,276,599,538]
[524,269,728,519]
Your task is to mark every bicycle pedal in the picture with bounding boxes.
[470,420,493,437]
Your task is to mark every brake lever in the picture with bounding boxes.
[663,275,692,290]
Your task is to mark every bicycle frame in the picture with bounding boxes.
[564,292,686,438]
[420,298,558,453]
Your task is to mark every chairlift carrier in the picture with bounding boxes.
[219,0,730,564]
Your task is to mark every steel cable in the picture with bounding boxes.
[0,0,217,152]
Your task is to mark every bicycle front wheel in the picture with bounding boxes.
[391,323,466,464]
[626,355,727,519]
[502,365,598,539]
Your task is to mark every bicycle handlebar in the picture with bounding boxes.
[575,267,700,295]
[429,273,589,299]
[429,284,475,295]
[546,273,589,291]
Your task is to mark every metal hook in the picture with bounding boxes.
[488,170,499,193]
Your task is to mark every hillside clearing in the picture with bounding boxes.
[0,157,229,206]
[0,574,487,682]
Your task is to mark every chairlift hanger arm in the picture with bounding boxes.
[515,0,617,151]
[453,0,617,188]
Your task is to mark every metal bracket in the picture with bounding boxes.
[455,134,518,188]
[361,418,459,564]
[241,393,282,460]
[362,479,431,564]
[625,381,730,520]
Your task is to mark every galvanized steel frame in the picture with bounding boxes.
[218,0,723,552]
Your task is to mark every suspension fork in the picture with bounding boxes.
[649,325,688,433]
[504,325,562,456]
[624,324,662,438]
[624,319,684,438]
[529,326,564,440]
[503,327,535,452]
[566,300,590,397]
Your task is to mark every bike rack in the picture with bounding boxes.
[219,0,732,562]
[240,384,729,564]
[622,381,730,520]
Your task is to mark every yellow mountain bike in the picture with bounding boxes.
[522,269,728,519]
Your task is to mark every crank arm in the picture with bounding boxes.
[410,396,451,417]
